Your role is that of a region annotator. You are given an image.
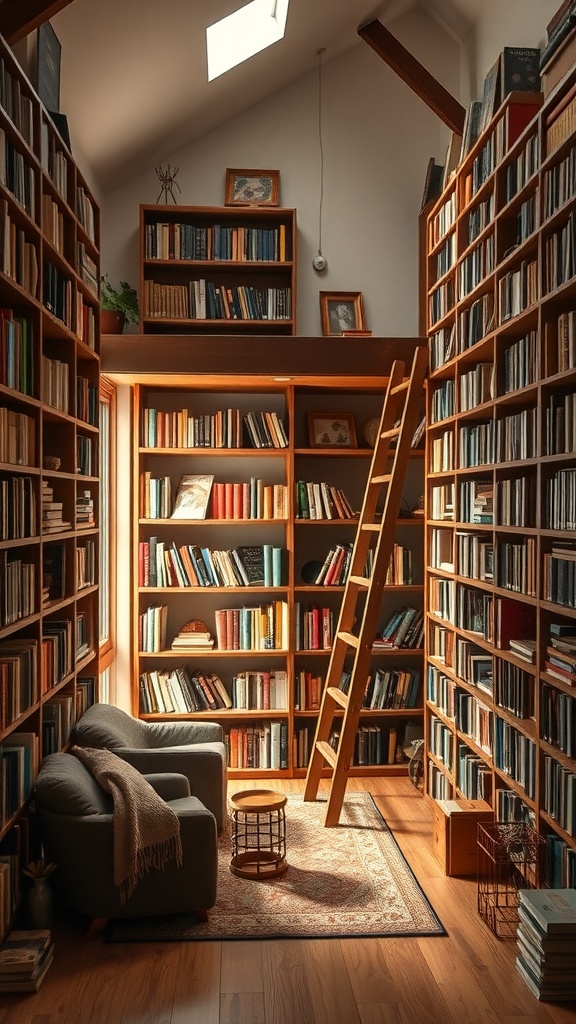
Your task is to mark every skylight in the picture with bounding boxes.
[207,0,289,81]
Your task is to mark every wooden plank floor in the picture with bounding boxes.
[1,777,575,1024]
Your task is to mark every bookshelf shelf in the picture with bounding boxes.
[423,73,576,883]
[0,36,100,938]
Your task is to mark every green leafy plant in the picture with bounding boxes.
[100,274,139,325]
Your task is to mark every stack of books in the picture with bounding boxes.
[42,480,70,533]
[171,618,214,651]
[0,929,54,992]
[515,888,576,1001]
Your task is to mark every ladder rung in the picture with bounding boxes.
[316,740,337,768]
[391,379,409,394]
[337,631,360,649]
[371,474,392,485]
[348,574,370,587]
[361,523,380,533]
[381,426,400,439]
[327,686,348,709]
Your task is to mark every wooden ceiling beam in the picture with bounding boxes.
[358,18,466,135]
[0,0,73,45]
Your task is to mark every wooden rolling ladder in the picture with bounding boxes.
[303,345,428,826]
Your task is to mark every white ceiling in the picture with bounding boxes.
[50,0,479,193]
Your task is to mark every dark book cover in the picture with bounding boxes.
[501,46,541,100]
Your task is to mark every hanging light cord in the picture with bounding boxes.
[316,48,326,257]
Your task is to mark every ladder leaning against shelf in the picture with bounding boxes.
[303,345,429,825]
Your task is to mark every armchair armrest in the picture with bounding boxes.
[143,773,191,801]
[145,721,224,746]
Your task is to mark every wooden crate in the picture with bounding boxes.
[433,799,494,876]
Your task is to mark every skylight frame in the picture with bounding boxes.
[207,0,290,82]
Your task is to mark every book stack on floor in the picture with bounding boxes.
[515,888,576,1001]
[0,929,54,992]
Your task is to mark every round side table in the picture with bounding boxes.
[229,789,288,879]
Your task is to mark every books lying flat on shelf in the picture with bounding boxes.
[170,474,214,519]
[0,929,54,992]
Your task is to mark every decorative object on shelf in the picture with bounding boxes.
[307,412,357,448]
[362,416,380,448]
[312,47,328,272]
[155,162,181,205]
[320,291,366,336]
[42,455,61,471]
[100,275,139,334]
[301,559,324,584]
[225,168,280,207]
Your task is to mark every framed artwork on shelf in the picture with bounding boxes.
[320,291,366,336]
[307,412,357,449]
[225,168,280,206]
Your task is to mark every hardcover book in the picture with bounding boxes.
[170,474,214,519]
[519,888,576,934]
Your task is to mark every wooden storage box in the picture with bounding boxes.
[433,799,494,876]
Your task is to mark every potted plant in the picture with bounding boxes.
[100,275,139,334]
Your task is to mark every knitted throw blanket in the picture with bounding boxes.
[71,745,182,903]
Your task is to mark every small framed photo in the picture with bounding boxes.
[307,412,357,449]
[320,291,366,336]
[225,168,280,207]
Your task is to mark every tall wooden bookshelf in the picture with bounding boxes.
[424,81,576,885]
[139,204,296,335]
[0,35,100,935]
[118,350,425,780]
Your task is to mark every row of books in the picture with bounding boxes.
[339,667,421,710]
[543,543,576,609]
[0,552,35,628]
[140,666,227,714]
[141,406,289,451]
[0,474,36,541]
[0,406,35,467]
[226,720,288,770]
[373,606,424,650]
[0,638,38,731]
[211,480,288,520]
[543,753,576,837]
[295,480,356,520]
[329,723,401,767]
[41,354,69,414]
[144,221,288,262]
[0,200,38,298]
[42,259,73,328]
[541,682,576,759]
[0,307,33,397]
[0,54,35,147]
[0,128,35,218]
[76,376,98,427]
[545,390,576,455]
[139,538,284,589]
[1,730,37,825]
[214,601,288,651]
[143,278,292,322]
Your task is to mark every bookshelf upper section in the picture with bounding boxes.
[138,204,297,336]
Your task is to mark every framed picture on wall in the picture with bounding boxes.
[225,168,280,206]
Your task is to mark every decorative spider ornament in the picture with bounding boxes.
[155,163,181,204]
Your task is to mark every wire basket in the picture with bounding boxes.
[477,821,545,939]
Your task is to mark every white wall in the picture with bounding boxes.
[101,7,458,338]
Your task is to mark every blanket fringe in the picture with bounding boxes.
[119,835,183,904]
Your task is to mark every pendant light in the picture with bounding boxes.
[312,47,328,272]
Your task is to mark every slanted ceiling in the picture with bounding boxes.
[0,0,478,192]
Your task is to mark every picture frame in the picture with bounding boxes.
[307,412,357,449]
[320,291,366,336]
[225,168,280,207]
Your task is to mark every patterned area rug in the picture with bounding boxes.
[107,792,444,942]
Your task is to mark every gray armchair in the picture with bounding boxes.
[34,753,218,928]
[72,703,227,830]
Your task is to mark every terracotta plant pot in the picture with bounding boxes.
[100,309,126,334]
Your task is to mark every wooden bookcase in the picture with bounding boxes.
[423,82,576,884]
[139,204,297,335]
[128,369,424,779]
[0,35,100,935]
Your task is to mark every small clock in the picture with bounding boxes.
[362,417,380,448]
